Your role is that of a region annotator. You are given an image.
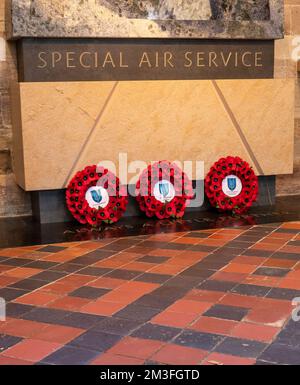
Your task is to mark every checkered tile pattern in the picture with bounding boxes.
[1,222,300,365]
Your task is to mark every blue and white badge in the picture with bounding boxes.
[85,186,109,209]
[222,175,242,197]
[154,180,175,203]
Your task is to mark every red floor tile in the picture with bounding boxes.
[245,300,292,327]
[219,293,260,309]
[222,263,257,274]
[151,343,208,365]
[231,256,266,266]
[211,271,248,283]
[33,324,84,344]
[91,353,144,365]
[87,277,126,289]
[189,316,238,335]
[14,291,61,306]
[151,311,197,328]
[0,319,49,339]
[0,276,19,287]
[166,299,212,315]
[3,267,42,278]
[203,352,256,365]
[149,264,185,275]
[4,339,61,362]
[262,258,297,269]
[47,296,91,311]
[242,275,281,287]
[185,289,225,303]
[277,278,300,290]
[80,300,125,316]
[109,337,164,360]
[230,322,280,342]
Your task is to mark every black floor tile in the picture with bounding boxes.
[274,228,299,234]
[231,284,272,297]
[101,239,142,252]
[115,304,160,322]
[203,304,249,321]
[242,249,273,258]
[38,245,66,253]
[131,323,181,342]
[0,335,23,352]
[69,286,110,300]
[275,323,300,348]
[180,267,215,279]
[192,260,228,270]
[91,317,141,336]
[215,337,267,358]
[1,258,32,267]
[9,279,48,291]
[42,346,100,365]
[70,250,115,265]
[77,267,112,277]
[133,294,176,309]
[255,360,277,365]
[271,252,300,261]
[258,343,300,365]
[175,330,224,351]
[5,303,35,318]
[69,330,121,352]
[134,273,172,284]
[224,241,252,249]
[106,269,142,280]
[253,267,290,277]
[25,261,59,270]
[198,280,238,293]
[22,307,72,324]
[79,249,117,259]
[57,312,105,329]
[189,245,218,252]
[0,288,29,301]
[50,263,83,273]
[140,241,190,251]
[287,240,300,247]
[30,271,67,282]
[163,275,204,289]
[183,232,209,239]
[137,256,170,264]
[151,285,188,299]
[266,287,300,301]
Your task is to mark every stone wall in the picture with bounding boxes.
[276,0,300,196]
[0,0,299,218]
[0,0,31,217]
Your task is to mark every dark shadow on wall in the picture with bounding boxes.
[209,0,270,20]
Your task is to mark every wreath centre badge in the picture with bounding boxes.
[222,175,242,198]
[85,186,109,209]
[153,180,175,203]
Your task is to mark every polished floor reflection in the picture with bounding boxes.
[0,220,300,365]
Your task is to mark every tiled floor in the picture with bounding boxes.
[1,221,300,365]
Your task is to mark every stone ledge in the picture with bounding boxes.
[7,0,284,40]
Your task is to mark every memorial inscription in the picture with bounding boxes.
[17,39,274,82]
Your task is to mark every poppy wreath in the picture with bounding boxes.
[136,161,194,220]
[205,156,258,215]
[66,165,128,226]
